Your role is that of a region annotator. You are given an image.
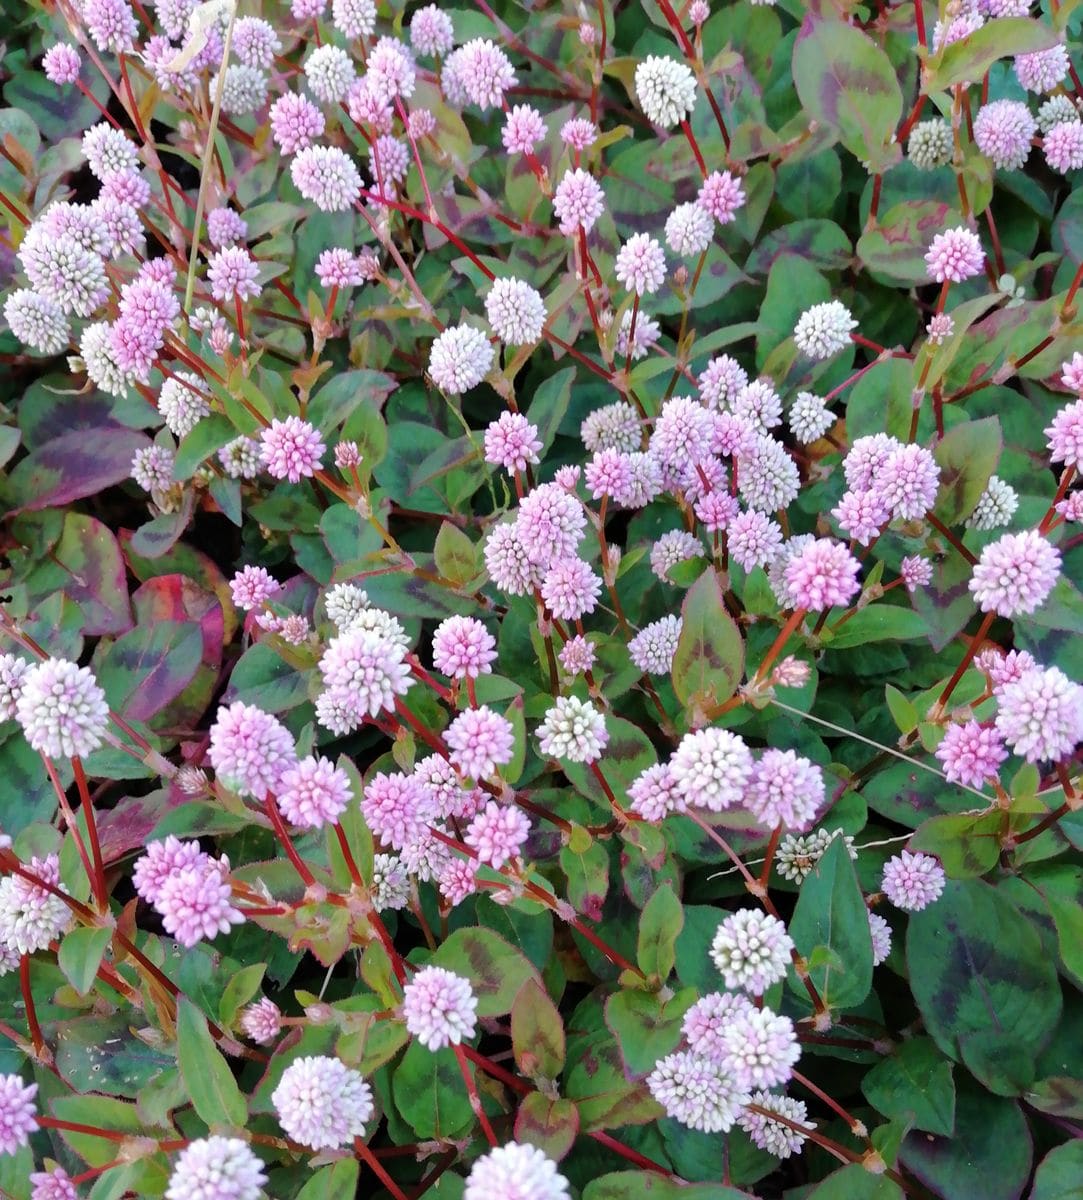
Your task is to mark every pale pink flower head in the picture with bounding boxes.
[974,99,1036,170]
[165,1137,265,1200]
[260,416,326,482]
[518,481,586,563]
[747,748,824,831]
[671,727,753,812]
[647,1051,749,1133]
[628,762,684,821]
[464,800,530,867]
[316,247,364,289]
[552,168,606,235]
[927,312,954,344]
[561,117,598,151]
[728,510,783,571]
[279,755,352,828]
[0,854,71,954]
[291,145,362,212]
[485,278,546,345]
[558,635,596,676]
[230,565,280,611]
[1046,399,1083,470]
[241,996,282,1044]
[995,664,1083,763]
[457,38,516,110]
[739,1092,812,1159]
[979,648,1037,693]
[30,1166,77,1200]
[429,325,494,394]
[484,412,542,474]
[501,104,546,153]
[1044,120,1083,172]
[665,201,714,257]
[710,909,793,994]
[833,489,889,547]
[0,1074,38,1155]
[698,355,748,408]
[155,858,245,947]
[402,965,478,1049]
[15,657,109,759]
[634,55,696,127]
[697,170,746,224]
[537,695,608,763]
[484,520,543,596]
[367,36,417,102]
[0,654,29,721]
[721,1006,800,1091]
[784,539,861,611]
[869,911,892,966]
[272,1055,373,1150]
[133,836,209,904]
[464,1142,570,1200]
[1061,353,1083,395]
[694,490,739,533]
[362,771,437,850]
[650,529,703,580]
[233,16,280,68]
[882,850,945,912]
[628,614,683,675]
[439,857,478,907]
[207,206,248,249]
[208,701,296,798]
[84,0,137,53]
[793,301,856,360]
[271,92,326,155]
[43,44,81,85]
[935,720,1006,789]
[844,433,902,492]
[900,554,932,593]
[615,233,667,296]
[969,529,1060,617]
[411,5,454,56]
[879,443,940,520]
[446,706,515,779]
[347,75,394,131]
[925,226,985,283]
[208,246,261,302]
[540,556,601,620]
[1015,44,1070,94]
[682,991,755,1063]
[432,617,497,679]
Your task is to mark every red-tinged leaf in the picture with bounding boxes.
[514,1094,579,1162]
[96,620,203,722]
[8,426,150,510]
[96,788,189,864]
[858,201,962,285]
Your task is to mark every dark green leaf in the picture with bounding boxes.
[862,1037,956,1136]
[176,999,248,1128]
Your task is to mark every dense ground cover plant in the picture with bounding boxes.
[1,0,1083,1196]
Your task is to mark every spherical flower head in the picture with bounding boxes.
[671,727,753,812]
[1047,399,1083,470]
[291,145,362,213]
[648,530,701,582]
[429,324,494,394]
[270,92,325,155]
[1045,120,1083,173]
[485,278,546,345]
[711,909,794,994]
[934,720,1006,790]
[784,539,861,612]
[502,104,546,154]
[909,122,953,171]
[793,300,856,360]
[582,401,642,453]
[30,1166,77,1200]
[456,38,516,110]
[0,855,72,955]
[974,99,1037,170]
[882,851,945,912]
[775,828,854,884]
[0,1074,37,1155]
[558,635,596,678]
[484,520,542,596]
[484,412,542,474]
[789,391,833,444]
[402,965,478,1050]
[208,701,295,799]
[518,482,586,565]
[1015,44,1070,94]
[682,990,755,1063]
[165,1136,266,1200]
[628,615,682,675]
[651,396,717,473]
[1056,491,1083,522]
[304,44,356,105]
[133,836,208,904]
[82,123,139,180]
[220,436,261,479]
[995,664,1083,763]
[279,755,352,829]
[722,1006,800,1091]
[697,170,746,224]
[411,4,454,56]
[207,207,248,250]
[844,433,902,492]
[446,706,515,780]
[832,489,887,547]
[3,289,70,355]
[232,15,280,68]
[561,118,598,151]
[230,565,279,612]
[926,225,985,283]
[738,433,800,513]
[260,416,325,483]
[537,696,608,763]
[19,229,108,318]
[628,762,684,821]
[967,474,1019,531]
[932,9,984,52]
[879,443,940,520]
[370,134,410,185]
[540,556,601,621]
[15,657,108,760]
[157,372,209,440]
[647,1052,749,1133]
[635,55,696,127]
[315,247,363,290]
[552,168,605,235]
[432,617,497,679]
[617,307,661,360]
[1038,94,1080,134]
[726,509,781,571]
[927,312,955,345]
[694,490,738,533]
[240,996,282,1045]
[207,246,261,302]
[733,379,783,435]
[272,1055,373,1150]
[747,749,824,832]
[969,529,1060,617]
[156,859,244,947]
[43,43,81,85]
[362,771,437,850]
[465,800,530,868]
[739,1092,812,1159]
[365,36,417,103]
[615,233,667,296]
[464,1142,570,1200]
[665,201,714,257]
[1062,353,1083,395]
[698,355,748,409]
[0,654,30,721]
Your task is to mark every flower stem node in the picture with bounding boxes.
[303,881,328,905]
[861,1147,885,1174]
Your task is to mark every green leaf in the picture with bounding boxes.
[563,716,657,813]
[637,883,683,981]
[54,1014,173,1099]
[808,1166,904,1200]
[218,963,266,1027]
[933,417,1002,526]
[392,1042,475,1139]
[584,1174,750,1200]
[788,836,873,1011]
[176,999,248,1128]
[792,14,903,174]
[671,569,744,711]
[57,926,112,996]
[430,927,539,1017]
[907,880,1062,1096]
[559,836,610,919]
[862,1037,956,1136]
[511,979,565,1079]
[858,201,961,284]
[925,18,1058,92]
[885,685,919,735]
[909,811,1002,878]
[528,367,574,455]
[1031,1142,1083,1200]
[295,1161,360,1200]
[605,988,694,1075]
[513,1093,579,1163]
[434,520,479,586]
[825,605,929,650]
